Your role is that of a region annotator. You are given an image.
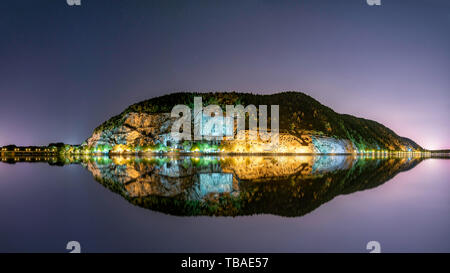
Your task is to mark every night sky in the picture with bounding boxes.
[1,0,449,149]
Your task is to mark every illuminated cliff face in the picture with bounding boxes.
[85,112,358,154]
[86,113,177,147]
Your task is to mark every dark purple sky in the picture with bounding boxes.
[0,0,449,149]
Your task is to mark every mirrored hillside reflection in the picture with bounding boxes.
[1,155,425,217]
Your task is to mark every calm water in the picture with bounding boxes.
[0,155,449,252]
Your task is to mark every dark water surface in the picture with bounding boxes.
[0,155,449,252]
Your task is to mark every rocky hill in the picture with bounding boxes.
[85,92,422,153]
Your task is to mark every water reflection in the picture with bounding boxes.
[1,155,424,217]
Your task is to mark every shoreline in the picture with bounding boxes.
[1,151,449,158]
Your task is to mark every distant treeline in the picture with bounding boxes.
[0,143,73,153]
[430,149,450,154]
